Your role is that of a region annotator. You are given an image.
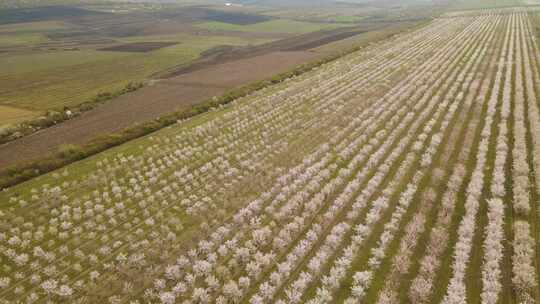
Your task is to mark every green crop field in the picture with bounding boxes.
[451,0,525,9]
[260,7,373,24]
[0,35,271,112]
[195,19,348,34]
[330,15,366,23]
[0,32,48,46]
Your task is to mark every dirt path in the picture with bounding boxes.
[0,51,321,169]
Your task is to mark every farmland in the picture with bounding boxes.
[0,2,366,128]
[0,10,273,115]
[451,0,525,9]
[0,34,271,111]
[0,106,38,127]
[0,5,539,304]
[194,20,347,34]
[0,0,456,139]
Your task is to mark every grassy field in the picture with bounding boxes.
[0,20,67,32]
[0,34,271,111]
[451,0,525,9]
[258,6,376,22]
[195,19,348,34]
[0,105,38,126]
[330,15,366,23]
[0,32,48,46]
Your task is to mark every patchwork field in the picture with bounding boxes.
[452,0,525,9]
[0,34,272,111]
[0,1,430,132]
[0,19,278,103]
[0,7,539,304]
[195,19,348,34]
[98,42,180,53]
[0,19,420,171]
[0,4,351,127]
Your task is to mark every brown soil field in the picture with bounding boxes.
[157,27,356,78]
[0,51,320,169]
[283,29,368,51]
[98,42,179,52]
[0,19,418,171]
[159,21,402,78]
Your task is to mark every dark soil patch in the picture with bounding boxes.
[98,42,178,53]
[159,26,374,78]
[284,30,367,51]
[200,45,244,57]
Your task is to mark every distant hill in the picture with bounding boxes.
[0,0,104,9]
[0,0,441,9]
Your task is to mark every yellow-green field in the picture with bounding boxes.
[195,19,348,34]
[0,105,38,126]
[451,0,525,9]
[0,20,67,33]
[0,34,271,112]
[0,9,345,128]
[0,21,67,46]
